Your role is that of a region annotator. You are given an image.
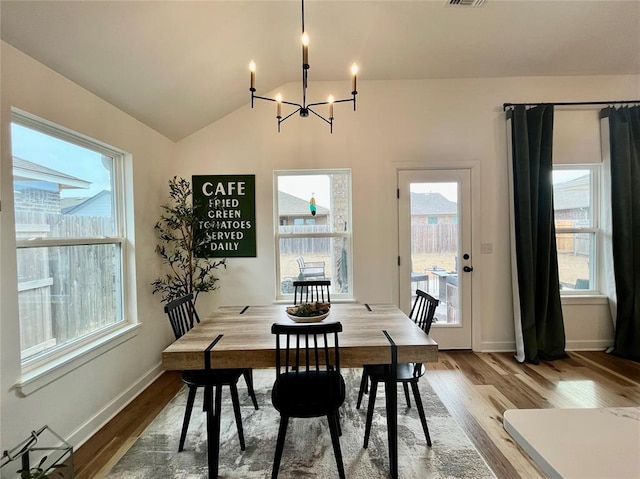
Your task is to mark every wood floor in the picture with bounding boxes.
[74,351,640,479]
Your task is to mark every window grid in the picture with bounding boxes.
[553,165,600,294]
[11,110,128,367]
[274,170,353,300]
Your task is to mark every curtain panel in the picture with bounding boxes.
[507,105,568,364]
[600,106,640,362]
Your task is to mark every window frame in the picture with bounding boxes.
[273,169,353,301]
[11,110,134,382]
[552,164,601,295]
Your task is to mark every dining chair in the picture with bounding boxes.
[355,289,438,448]
[164,293,259,452]
[293,279,331,304]
[270,321,346,479]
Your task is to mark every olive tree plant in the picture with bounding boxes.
[151,176,226,304]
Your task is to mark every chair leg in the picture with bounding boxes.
[356,370,368,409]
[179,386,197,452]
[363,378,379,448]
[410,381,432,447]
[403,383,412,408]
[272,415,289,479]
[244,369,259,410]
[328,413,346,479]
[229,383,246,451]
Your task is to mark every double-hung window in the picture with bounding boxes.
[552,165,600,293]
[11,111,127,368]
[274,170,352,300]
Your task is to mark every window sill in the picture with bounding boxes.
[560,295,609,306]
[14,323,141,397]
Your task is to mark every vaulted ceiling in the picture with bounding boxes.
[2,1,639,141]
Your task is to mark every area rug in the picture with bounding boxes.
[105,369,495,478]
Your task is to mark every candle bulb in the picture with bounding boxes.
[302,32,309,67]
[328,95,334,119]
[351,63,358,93]
[249,61,256,90]
[276,93,282,118]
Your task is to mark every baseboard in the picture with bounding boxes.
[479,340,613,353]
[65,362,165,449]
[565,339,613,351]
[479,341,516,352]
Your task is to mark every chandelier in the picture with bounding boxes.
[249,0,358,133]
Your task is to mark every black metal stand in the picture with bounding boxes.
[1,425,74,479]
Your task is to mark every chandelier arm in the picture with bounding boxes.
[280,108,302,123]
[307,97,355,109]
[253,94,303,109]
[307,107,332,125]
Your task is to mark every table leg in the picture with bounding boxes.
[384,367,398,479]
[382,330,399,479]
[205,384,223,478]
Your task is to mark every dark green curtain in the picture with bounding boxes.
[604,106,640,362]
[510,105,568,363]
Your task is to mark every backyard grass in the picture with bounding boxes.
[283,251,588,288]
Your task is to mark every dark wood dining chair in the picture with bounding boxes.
[293,279,331,304]
[270,321,346,479]
[164,293,258,452]
[355,289,438,448]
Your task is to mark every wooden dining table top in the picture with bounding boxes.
[162,303,438,371]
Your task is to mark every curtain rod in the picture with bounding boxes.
[503,100,640,111]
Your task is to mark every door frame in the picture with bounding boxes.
[395,161,482,351]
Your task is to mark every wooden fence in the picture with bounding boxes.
[411,223,458,253]
[278,225,331,254]
[15,211,118,356]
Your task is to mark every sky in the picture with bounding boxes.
[410,182,457,202]
[278,174,330,207]
[11,122,112,198]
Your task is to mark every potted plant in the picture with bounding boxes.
[151,176,226,304]
[17,456,66,478]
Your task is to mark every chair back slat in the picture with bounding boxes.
[164,293,200,340]
[271,322,342,376]
[410,289,438,335]
[293,280,331,305]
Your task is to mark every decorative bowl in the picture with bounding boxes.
[286,311,330,323]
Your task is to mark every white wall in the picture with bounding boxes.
[1,42,177,453]
[177,74,639,352]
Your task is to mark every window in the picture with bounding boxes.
[11,112,127,366]
[553,166,599,293]
[274,170,352,300]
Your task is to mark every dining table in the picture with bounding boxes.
[162,302,438,478]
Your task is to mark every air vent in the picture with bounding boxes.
[445,0,486,6]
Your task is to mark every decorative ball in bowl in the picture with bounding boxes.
[286,302,331,323]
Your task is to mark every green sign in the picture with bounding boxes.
[192,175,256,258]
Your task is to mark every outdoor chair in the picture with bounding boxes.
[270,321,346,479]
[164,294,259,452]
[296,257,326,280]
[293,279,331,304]
[355,289,438,448]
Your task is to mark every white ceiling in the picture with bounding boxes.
[2,1,639,142]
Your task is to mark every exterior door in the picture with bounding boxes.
[398,169,473,349]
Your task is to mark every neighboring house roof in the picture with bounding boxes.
[13,156,91,189]
[410,192,457,215]
[554,174,590,210]
[278,191,329,217]
[62,190,112,217]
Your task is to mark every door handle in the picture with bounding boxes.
[463,265,473,273]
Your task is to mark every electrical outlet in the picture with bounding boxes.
[481,243,493,254]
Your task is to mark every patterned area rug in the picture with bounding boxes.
[105,369,495,478]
